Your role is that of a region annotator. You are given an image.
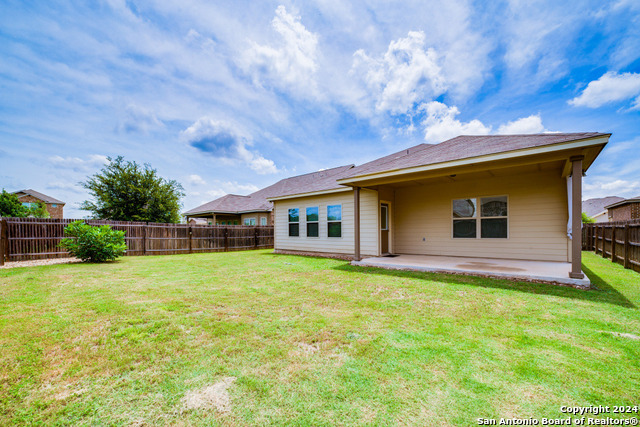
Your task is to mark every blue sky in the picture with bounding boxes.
[1,0,639,218]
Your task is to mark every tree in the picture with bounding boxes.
[582,212,596,224]
[59,221,127,262]
[0,190,49,218]
[0,189,26,217]
[80,156,185,223]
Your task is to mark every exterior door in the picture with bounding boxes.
[381,203,389,254]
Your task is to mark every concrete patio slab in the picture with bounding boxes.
[351,254,591,288]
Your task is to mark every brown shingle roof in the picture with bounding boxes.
[605,196,640,210]
[341,133,608,179]
[13,189,65,204]
[583,196,624,216]
[184,164,354,215]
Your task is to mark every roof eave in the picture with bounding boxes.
[267,187,351,201]
[337,134,610,186]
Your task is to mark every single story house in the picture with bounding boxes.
[605,196,640,221]
[12,189,65,219]
[582,196,624,223]
[183,165,356,226]
[267,133,611,285]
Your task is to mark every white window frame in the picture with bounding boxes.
[260,217,267,226]
[451,195,509,239]
[244,217,256,226]
[288,208,299,237]
[306,206,319,238]
[327,204,342,238]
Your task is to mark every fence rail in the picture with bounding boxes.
[0,217,273,264]
[582,219,640,273]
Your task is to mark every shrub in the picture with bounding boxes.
[59,221,127,262]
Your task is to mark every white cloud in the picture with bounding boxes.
[583,179,640,199]
[181,118,279,175]
[187,174,206,186]
[569,72,640,108]
[351,31,447,115]
[119,104,163,133]
[46,181,83,193]
[241,5,319,96]
[48,154,108,172]
[420,101,491,143]
[497,114,546,134]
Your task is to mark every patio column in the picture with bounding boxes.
[570,155,584,279]
[354,186,361,261]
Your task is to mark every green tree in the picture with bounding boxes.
[582,212,596,223]
[0,189,27,217]
[0,190,49,218]
[80,156,185,223]
[59,221,127,262]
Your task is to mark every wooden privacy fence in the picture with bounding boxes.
[582,219,640,273]
[0,217,274,264]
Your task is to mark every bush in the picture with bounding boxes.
[59,221,127,262]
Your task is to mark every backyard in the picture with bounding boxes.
[1,250,639,425]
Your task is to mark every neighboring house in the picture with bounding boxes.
[605,196,640,221]
[582,196,624,223]
[267,133,610,281]
[12,189,65,219]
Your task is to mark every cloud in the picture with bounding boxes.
[48,154,108,172]
[583,179,640,199]
[497,114,546,134]
[351,31,447,115]
[181,118,278,174]
[241,5,319,96]
[187,174,206,186]
[419,101,491,143]
[46,181,83,193]
[120,104,163,133]
[569,71,640,108]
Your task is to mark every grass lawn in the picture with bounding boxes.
[1,250,639,426]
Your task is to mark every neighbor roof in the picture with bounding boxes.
[340,133,609,180]
[605,196,640,210]
[13,189,64,204]
[184,164,354,215]
[583,196,624,217]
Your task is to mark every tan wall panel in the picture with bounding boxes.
[274,189,379,256]
[394,169,570,262]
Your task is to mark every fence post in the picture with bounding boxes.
[0,219,5,266]
[624,224,630,269]
[224,227,229,252]
[254,227,258,249]
[142,224,147,256]
[611,226,617,263]
[188,225,193,254]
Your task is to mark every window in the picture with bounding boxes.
[51,204,57,208]
[327,205,342,237]
[244,218,256,226]
[380,204,389,231]
[452,196,507,239]
[306,207,319,237]
[21,202,37,209]
[234,220,238,225]
[288,208,299,236]
[260,217,267,226]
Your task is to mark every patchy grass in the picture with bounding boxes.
[0,250,639,425]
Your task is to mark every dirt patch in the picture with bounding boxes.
[604,331,640,340]
[181,377,236,413]
[0,257,82,269]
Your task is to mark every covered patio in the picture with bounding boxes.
[351,254,591,288]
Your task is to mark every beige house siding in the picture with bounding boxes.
[273,189,379,257]
[240,212,271,226]
[393,169,570,262]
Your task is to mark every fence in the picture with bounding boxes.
[0,217,274,264]
[582,219,640,273]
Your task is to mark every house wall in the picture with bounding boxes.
[393,168,570,262]
[273,189,379,257]
[241,212,272,226]
[16,194,64,219]
[608,203,640,221]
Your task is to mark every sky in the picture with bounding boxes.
[1,0,639,218]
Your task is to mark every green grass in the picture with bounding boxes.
[1,250,639,425]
